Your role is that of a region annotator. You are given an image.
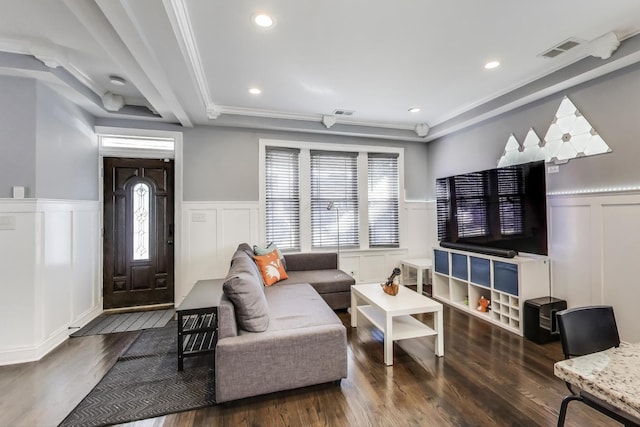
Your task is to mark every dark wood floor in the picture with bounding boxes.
[0,305,617,427]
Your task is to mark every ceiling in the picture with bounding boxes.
[1,0,640,141]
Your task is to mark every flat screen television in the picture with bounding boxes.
[436,160,548,256]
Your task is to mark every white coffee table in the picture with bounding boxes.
[351,283,444,365]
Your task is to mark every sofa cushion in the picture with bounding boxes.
[253,250,288,286]
[283,252,337,271]
[223,253,270,332]
[278,269,354,294]
[239,283,342,335]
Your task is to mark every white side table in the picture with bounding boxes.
[399,258,432,296]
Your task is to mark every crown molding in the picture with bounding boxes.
[215,104,421,131]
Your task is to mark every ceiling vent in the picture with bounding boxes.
[333,109,354,116]
[539,38,582,59]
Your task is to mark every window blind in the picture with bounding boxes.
[368,153,399,248]
[310,150,359,248]
[265,147,300,251]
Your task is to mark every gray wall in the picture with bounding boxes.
[0,76,36,198]
[181,126,429,201]
[35,83,97,200]
[427,62,640,198]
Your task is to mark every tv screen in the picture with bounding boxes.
[436,160,548,255]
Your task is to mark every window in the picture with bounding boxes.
[261,140,403,252]
[132,182,150,260]
[101,135,175,151]
[310,151,359,249]
[368,153,399,247]
[264,147,300,251]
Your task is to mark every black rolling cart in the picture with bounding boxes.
[523,296,567,344]
[176,278,224,370]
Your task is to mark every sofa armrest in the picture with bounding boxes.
[283,252,337,271]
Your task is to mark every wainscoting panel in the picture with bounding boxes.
[72,209,99,321]
[0,208,37,351]
[358,255,388,283]
[182,208,219,301]
[42,210,73,340]
[333,250,410,284]
[548,204,593,307]
[404,201,436,258]
[602,202,640,342]
[180,202,260,303]
[0,199,101,365]
[548,192,640,342]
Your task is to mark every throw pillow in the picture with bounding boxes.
[223,254,270,332]
[253,250,288,286]
[253,242,287,270]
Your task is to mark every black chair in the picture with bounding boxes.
[556,305,640,426]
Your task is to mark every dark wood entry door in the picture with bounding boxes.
[103,157,174,309]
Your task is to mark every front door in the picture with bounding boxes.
[103,157,174,309]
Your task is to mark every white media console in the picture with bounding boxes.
[432,247,550,336]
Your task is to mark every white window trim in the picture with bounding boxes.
[95,126,184,306]
[259,138,405,252]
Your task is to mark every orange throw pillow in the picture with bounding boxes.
[253,250,288,286]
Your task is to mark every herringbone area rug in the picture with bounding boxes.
[59,321,216,427]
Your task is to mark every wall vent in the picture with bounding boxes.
[539,38,582,59]
[333,109,354,116]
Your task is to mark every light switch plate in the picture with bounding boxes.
[547,165,560,174]
[191,212,207,222]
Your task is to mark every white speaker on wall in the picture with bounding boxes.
[12,186,25,199]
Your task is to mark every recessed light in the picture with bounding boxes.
[109,75,126,86]
[408,107,421,113]
[484,61,500,70]
[252,13,274,28]
[249,87,262,95]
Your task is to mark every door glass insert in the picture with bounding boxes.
[133,182,150,260]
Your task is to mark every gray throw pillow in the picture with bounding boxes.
[223,254,270,332]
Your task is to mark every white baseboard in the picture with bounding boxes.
[0,305,102,366]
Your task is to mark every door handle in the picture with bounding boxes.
[168,224,174,245]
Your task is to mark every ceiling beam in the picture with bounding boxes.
[94,0,192,127]
[63,0,184,125]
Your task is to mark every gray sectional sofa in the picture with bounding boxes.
[215,243,352,403]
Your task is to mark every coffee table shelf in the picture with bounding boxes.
[357,305,438,341]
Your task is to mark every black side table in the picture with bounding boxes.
[176,278,224,370]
